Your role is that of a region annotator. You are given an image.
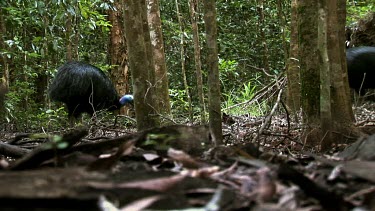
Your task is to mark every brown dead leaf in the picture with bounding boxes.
[256,167,276,202]
[184,166,221,178]
[86,140,136,171]
[167,148,205,169]
[117,174,187,192]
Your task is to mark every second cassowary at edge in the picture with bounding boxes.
[346,46,375,95]
[48,61,133,119]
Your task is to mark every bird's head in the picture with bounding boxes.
[119,94,134,106]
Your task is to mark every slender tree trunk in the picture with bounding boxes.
[0,8,9,118]
[73,2,79,60]
[123,0,159,131]
[22,30,29,125]
[257,0,270,72]
[66,13,73,61]
[318,0,332,150]
[286,0,300,119]
[140,0,159,116]
[108,0,131,115]
[189,0,206,123]
[298,0,320,147]
[337,0,354,121]
[276,0,289,61]
[35,14,49,106]
[203,0,223,145]
[175,0,193,122]
[147,0,171,116]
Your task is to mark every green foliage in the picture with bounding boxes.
[42,134,68,150]
[38,107,70,129]
[2,0,373,130]
[169,89,190,114]
[161,0,288,118]
[219,59,239,93]
[346,0,374,25]
[222,81,267,116]
[1,0,112,131]
[5,87,69,131]
[143,133,173,151]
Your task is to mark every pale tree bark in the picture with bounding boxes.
[318,0,332,150]
[147,0,171,116]
[123,0,159,131]
[203,0,223,145]
[108,0,131,115]
[298,0,320,147]
[189,0,206,123]
[175,0,193,122]
[286,0,301,119]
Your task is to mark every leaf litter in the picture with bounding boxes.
[0,101,374,210]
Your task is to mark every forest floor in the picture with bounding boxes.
[0,101,374,211]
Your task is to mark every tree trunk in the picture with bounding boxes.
[175,0,193,122]
[337,0,354,121]
[286,0,301,119]
[298,0,321,147]
[73,2,79,60]
[0,9,9,118]
[276,0,289,61]
[65,12,73,61]
[65,1,79,61]
[147,0,171,116]
[323,0,355,150]
[299,0,356,150]
[123,0,159,131]
[189,0,206,123]
[140,0,159,117]
[34,15,50,106]
[257,0,270,72]
[318,0,333,150]
[202,0,223,145]
[108,0,131,115]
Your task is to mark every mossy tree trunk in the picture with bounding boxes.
[298,0,321,147]
[299,0,356,150]
[0,8,9,119]
[203,0,223,145]
[123,0,159,131]
[286,0,301,119]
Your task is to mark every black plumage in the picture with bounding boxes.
[346,46,375,95]
[49,61,132,118]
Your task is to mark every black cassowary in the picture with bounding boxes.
[49,61,133,119]
[346,46,375,95]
